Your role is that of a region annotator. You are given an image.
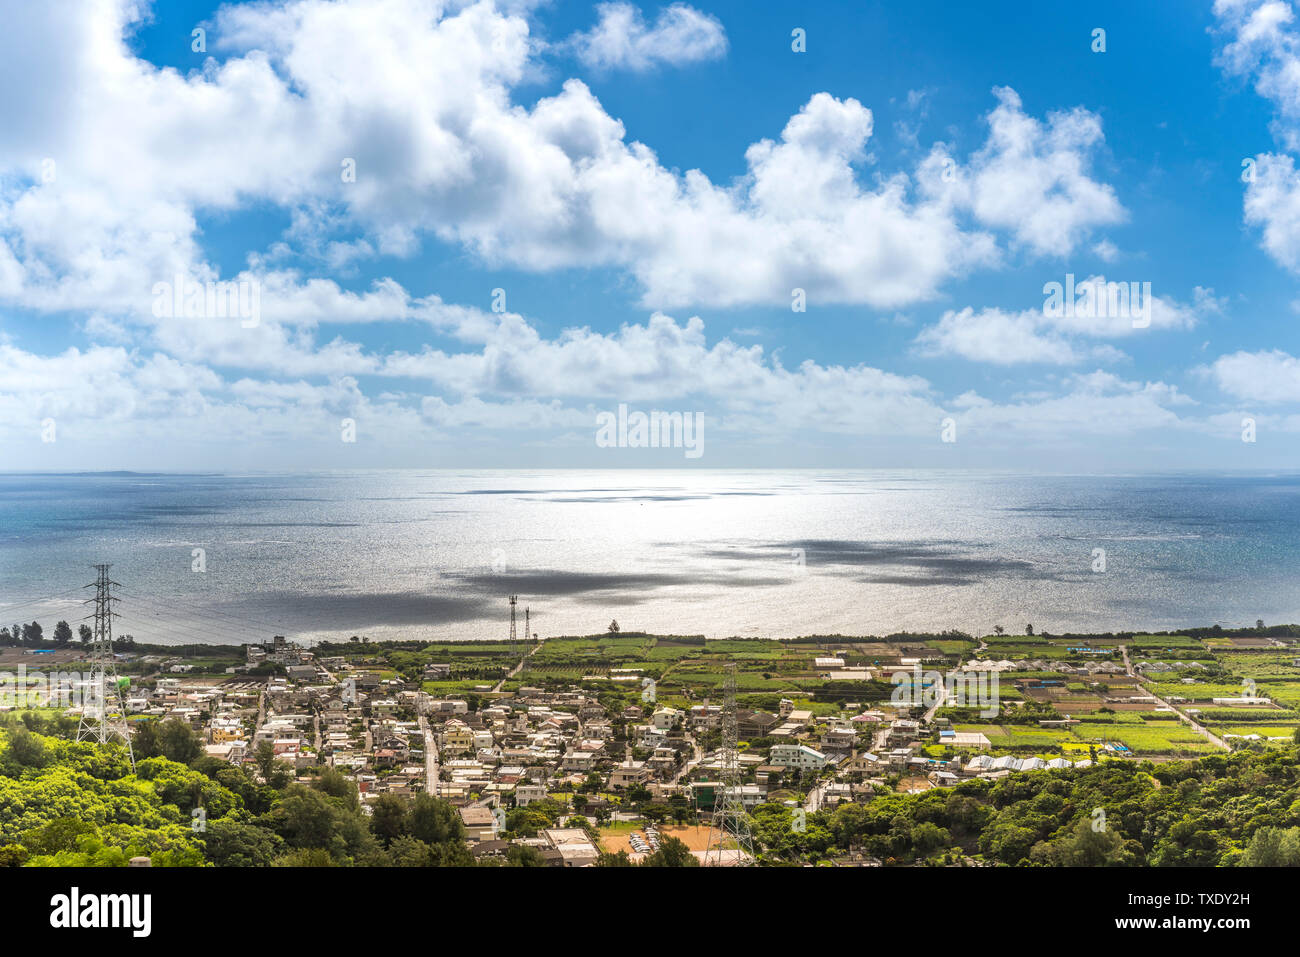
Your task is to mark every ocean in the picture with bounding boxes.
[1,470,1298,645]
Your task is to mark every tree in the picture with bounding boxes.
[22,621,43,644]
[78,624,93,643]
[993,625,1004,636]
[6,725,50,767]
[385,835,435,866]
[409,793,465,845]
[200,819,284,867]
[1026,623,1034,636]
[1036,818,1134,866]
[156,718,202,764]
[20,817,97,855]
[640,835,698,867]
[1241,826,1300,867]
[132,720,161,759]
[641,803,671,824]
[52,621,73,646]
[505,844,546,867]
[274,847,337,867]
[370,794,410,847]
[608,620,620,634]
[911,821,951,855]
[313,766,360,811]
[0,845,29,867]
[253,741,278,782]
[265,784,375,861]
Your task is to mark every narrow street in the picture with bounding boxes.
[492,638,542,692]
[418,714,439,796]
[668,737,702,784]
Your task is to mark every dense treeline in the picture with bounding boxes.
[0,713,476,867]
[748,746,1300,865]
[4,711,1300,867]
[0,715,728,868]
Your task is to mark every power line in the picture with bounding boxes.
[114,591,300,645]
[116,593,277,633]
[116,588,294,635]
[108,607,277,650]
[0,587,96,617]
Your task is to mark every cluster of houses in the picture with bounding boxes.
[93,636,1227,864]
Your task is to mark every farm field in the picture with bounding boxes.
[1210,724,1298,740]
[1068,720,1215,755]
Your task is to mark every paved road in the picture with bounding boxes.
[921,637,989,726]
[668,737,702,784]
[418,714,439,796]
[922,678,947,725]
[804,781,828,813]
[493,639,542,692]
[1121,644,1229,751]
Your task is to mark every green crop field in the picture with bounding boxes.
[1128,635,1205,648]
[1069,720,1214,754]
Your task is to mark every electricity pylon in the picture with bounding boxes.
[704,662,753,865]
[76,564,135,770]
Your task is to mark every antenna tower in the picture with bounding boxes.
[508,594,518,660]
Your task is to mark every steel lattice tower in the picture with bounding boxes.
[76,564,135,770]
[704,662,753,866]
[508,595,518,659]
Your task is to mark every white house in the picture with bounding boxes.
[651,706,682,730]
[769,743,827,770]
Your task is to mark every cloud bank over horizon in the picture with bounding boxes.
[0,0,1297,470]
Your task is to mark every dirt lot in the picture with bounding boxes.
[600,824,714,855]
[0,648,86,666]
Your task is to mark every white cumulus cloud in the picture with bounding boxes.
[569,2,727,71]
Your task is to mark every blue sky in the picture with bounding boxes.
[3,0,1300,469]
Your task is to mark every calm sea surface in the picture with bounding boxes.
[1,470,1298,645]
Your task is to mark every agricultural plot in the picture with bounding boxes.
[528,635,659,664]
[1142,678,1245,698]
[422,678,513,695]
[1072,711,1152,725]
[1128,634,1206,649]
[977,645,1066,660]
[954,724,1075,749]
[929,640,977,656]
[1069,719,1214,755]
[1210,724,1298,740]
[1218,652,1300,680]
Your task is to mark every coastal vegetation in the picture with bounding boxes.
[2,710,1300,866]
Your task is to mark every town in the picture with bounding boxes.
[5,614,1298,866]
